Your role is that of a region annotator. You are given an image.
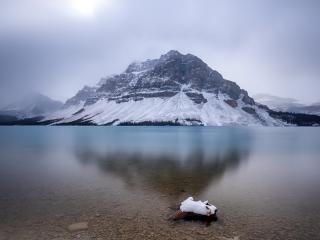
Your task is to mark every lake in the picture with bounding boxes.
[0,126,320,239]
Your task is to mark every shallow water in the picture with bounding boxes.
[0,126,320,240]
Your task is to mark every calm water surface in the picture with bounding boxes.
[0,126,319,240]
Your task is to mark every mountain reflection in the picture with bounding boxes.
[77,149,248,199]
[74,128,252,200]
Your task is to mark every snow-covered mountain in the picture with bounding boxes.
[44,50,285,126]
[253,94,320,116]
[0,93,63,119]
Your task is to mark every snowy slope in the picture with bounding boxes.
[45,91,284,126]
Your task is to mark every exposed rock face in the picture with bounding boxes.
[65,86,97,107]
[185,92,207,104]
[242,107,256,115]
[224,99,238,108]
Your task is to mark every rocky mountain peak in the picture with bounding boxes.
[159,50,183,60]
[66,50,255,107]
[125,59,158,73]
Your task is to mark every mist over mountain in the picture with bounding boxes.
[0,93,63,118]
[253,94,320,116]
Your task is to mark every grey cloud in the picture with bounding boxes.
[0,0,319,106]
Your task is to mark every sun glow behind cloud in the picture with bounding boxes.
[69,0,113,17]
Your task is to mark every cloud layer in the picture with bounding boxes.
[1,0,319,105]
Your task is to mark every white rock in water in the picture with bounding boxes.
[180,197,217,216]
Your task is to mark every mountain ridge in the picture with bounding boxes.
[1,50,320,126]
[44,50,283,126]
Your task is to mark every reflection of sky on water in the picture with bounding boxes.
[1,127,318,156]
[72,127,253,161]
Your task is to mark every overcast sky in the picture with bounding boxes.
[0,0,319,106]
